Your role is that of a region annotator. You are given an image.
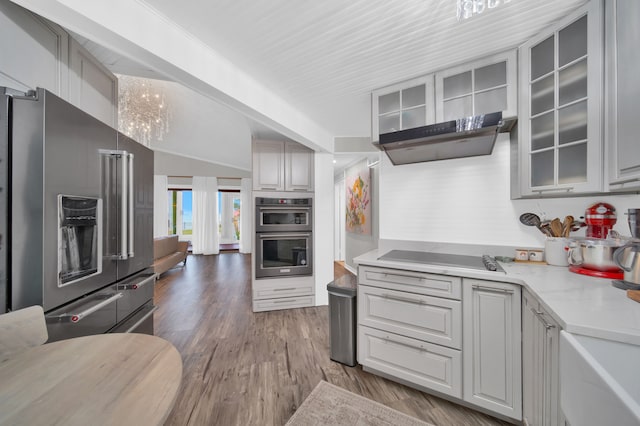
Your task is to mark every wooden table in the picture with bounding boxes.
[0,333,182,426]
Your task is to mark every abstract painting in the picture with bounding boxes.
[345,160,371,235]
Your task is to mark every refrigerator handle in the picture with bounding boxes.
[128,153,134,258]
[120,151,129,260]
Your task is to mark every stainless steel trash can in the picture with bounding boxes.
[327,274,357,366]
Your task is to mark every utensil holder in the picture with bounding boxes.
[545,237,569,266]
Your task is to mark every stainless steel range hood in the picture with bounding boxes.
[375,112,516,165]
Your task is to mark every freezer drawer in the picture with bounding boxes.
[358,325,462,398]
[109,301,157,335]
[116,272,155,322]
[45,285,121,342]
[358,285,462,349]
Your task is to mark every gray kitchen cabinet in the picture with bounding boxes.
[522,289,562,426]
[517,0,604,197]
[605,0,640,191]
[253,140,285,191]
[435,50,517,122]
[371,75,435,143]
[357,265,463,398]
[358,324,462,398]
[284,141,314,191]
[0,1,69,97]
[463,278,522,420]
[358,284,462,349]
[252,140,314,192]
[68,38,118,128]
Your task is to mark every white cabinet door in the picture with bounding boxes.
[518,0,604,197]
[463,279,522,420]
[252,140,284,191]
[372,75,435,143]
[522,289,562,426]
[435,50,517,122]
[0,1,68,97]
[606,0,640,191]
[68,38,118,128]
[358,284,462,349]
[358,325,462,398]
[284,141,313,192]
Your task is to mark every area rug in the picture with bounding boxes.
[285,381,434,426]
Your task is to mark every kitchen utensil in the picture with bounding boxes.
[550,218,563,238]
[520,212,541,227]
[539,222,553,237]
[613,241,640,284]
[520,212,552,236]
[627,290,640,303]
[562,215,574,237]
[567,238,625,272]
[545,237,569,266]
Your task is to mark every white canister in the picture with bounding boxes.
[545,237,569,266]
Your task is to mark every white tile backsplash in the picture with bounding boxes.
[379,134,640,248]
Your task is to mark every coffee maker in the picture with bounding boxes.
[613,209,640,288]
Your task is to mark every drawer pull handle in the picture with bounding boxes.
[472,284,514,294]
[273,287,297,292]
[273,299,296,304]
[533,309,556,330]
[381,293,425,304]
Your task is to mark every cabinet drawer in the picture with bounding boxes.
[252,281,314,300]
[358,265,461,300]
[358,285,461,349]
[253,296,315,312]
[358,325,462,398]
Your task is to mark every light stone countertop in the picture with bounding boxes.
[354,248,640,346]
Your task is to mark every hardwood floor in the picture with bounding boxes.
[154,254,510,426]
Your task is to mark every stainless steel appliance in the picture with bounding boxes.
[0,87,155,341]
[375,112,516,165]
[378,250,505,273]
[255,197,312,232]
[255,197,313,279]
[613,209,640,288]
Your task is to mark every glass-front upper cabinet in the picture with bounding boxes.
[435,51,517,122]
[372,75,434,143]
[517,0,603,197]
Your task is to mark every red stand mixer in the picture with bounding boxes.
[584,202,617,239]
[568,202,623,279]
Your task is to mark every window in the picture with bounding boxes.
[168,189,192,237]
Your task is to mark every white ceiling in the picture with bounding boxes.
[140,0,587,137]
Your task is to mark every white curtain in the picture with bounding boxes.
[153,175,169,237]
[239,178,252,253]
[192,176,219,255]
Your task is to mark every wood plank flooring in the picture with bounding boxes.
[154,254,510,426]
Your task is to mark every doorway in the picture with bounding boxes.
[218,190,241,251]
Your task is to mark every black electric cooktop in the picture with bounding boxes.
[378,250,505,273]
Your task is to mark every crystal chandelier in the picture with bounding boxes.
[118,75,171,146]
[457,0,512,21]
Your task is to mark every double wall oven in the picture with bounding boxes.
[255,197,313,279]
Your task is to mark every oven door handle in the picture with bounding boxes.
[258,233,311,238]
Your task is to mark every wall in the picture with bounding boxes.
[380,133,640,248]
[314,152,334,306]
[155,151,250,179]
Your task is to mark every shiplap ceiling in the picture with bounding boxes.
[138,0,587,138]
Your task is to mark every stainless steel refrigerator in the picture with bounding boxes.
[0,87,155,341]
